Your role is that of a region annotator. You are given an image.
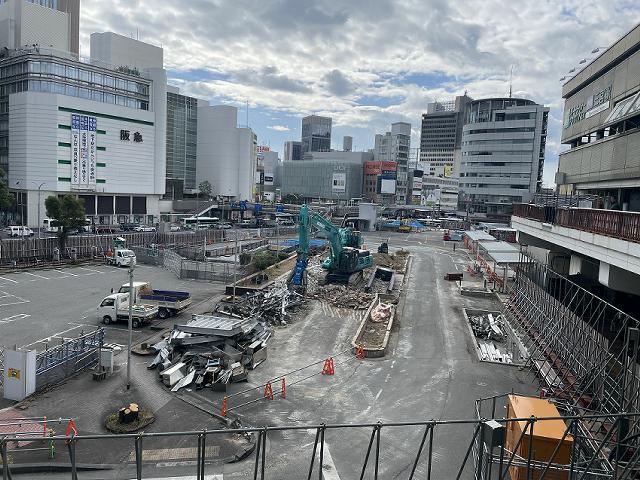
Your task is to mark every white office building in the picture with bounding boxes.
[196,104,256,202]
[2,27,168,227]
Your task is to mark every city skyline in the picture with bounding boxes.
[81,1,640,186]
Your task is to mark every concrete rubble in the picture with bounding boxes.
[147,314,272,392]
[215,285,306,326]
[468,313,506,342]
[307,284,375,310]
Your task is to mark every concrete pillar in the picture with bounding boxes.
[599,261,640,296]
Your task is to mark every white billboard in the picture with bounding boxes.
[332,172,346,193]
[381,178,396,194]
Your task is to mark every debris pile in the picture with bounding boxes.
[215,285,305,326]
[468,312,506,342]
[373,250,409,272]
[370,302,393,323]
[147,315,271,392]
[307,284,375,310]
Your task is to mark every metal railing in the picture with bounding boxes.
[3,412,640,480]
[513,203,640,244]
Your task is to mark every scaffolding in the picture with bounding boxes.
[503,254,640,424]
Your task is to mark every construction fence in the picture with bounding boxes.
[0,227,296,267]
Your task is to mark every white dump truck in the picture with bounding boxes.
[96,293,158,328]
[107,237,137,267]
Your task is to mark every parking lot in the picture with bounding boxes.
[0,263,225,352]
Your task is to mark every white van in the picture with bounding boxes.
[109,249,137,267]
[4,226,34,237]
[42,218,60,232]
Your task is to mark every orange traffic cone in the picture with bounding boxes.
[322,358,335,375]
[220,396,228,417]
[281,378,286,399]
[356,345,365,359]
[264,381,274,400]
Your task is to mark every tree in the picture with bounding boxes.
[281,193,302,205]
[198,180,212,199]
[45,194,86,249]
[0,167,11,211]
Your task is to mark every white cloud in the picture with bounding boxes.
[81,1,640,183]
[267,125,291,132]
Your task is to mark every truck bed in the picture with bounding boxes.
[140,290,190,302]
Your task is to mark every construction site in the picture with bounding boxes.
[1,204,640,480]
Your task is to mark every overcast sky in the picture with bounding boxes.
[81,1,640,186]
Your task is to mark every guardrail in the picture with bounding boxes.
[513,203,640,244]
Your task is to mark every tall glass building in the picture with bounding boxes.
[165,90,197,199]
[301,115,331,153]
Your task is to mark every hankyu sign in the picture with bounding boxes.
[364,161,397,175]
[71,114,96,189]
[120,130,143,142]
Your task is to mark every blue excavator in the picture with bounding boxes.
[288,204,374,290]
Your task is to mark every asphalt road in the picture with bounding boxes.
[0,263,223,352]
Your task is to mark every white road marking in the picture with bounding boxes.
[0,276,18,283]
[77,267,103,274]
[0,291,29,307]
[374,388,383,401]
[0,314,30,324]
[320,443,341,480]
[133,475,222,480]
[54,269,78,276]
[23,272,50,280]
[20,324,84,348]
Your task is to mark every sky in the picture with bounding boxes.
[80,0,640,187]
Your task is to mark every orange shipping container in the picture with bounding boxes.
[505,395,574,480]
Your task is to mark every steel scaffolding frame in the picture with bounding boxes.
[504,255,640,429]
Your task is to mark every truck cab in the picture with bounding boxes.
[112,249,136,267]
[96,293,158,328]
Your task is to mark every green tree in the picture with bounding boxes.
[45,194,86,249]
[281,193,302,205]
[198,180,212,199]
[0,167,11,211]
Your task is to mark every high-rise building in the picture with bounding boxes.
[0,0,80,54]
[343,135,353,152]
[283,140,302,161]
[373,122,411,204]
[459,97,548,219]
[420,95,471,176]
[1,30,167,227]
[196,104,256,201]
[301,115,331,153]
[165,87,197,199]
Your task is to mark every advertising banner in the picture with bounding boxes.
[70,114,97,189]
[332,172,346,193]
[380,178,396,194]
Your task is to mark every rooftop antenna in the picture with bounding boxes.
[136,27,139,40]
[246,100,249,127]
[509,65,514,98]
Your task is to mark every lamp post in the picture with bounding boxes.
[31,182,45,238]
[126,264,134,390]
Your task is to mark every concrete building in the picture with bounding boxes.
[1,27,167,227]
[556,23,640,209]
[280,151,371,203]
[301,114,331,153]
[195,104,256,202]
[362,160,397,205]
[343,135,352,152]
[283,140,301,161]
[422,173,459,212]
[459,98,548,219]
[512,23,640,310]
[373,122,411,204]
[0,0,79,55]
[164,86,197,199]
[261,150,278,202]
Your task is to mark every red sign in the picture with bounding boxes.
[364,161,396,175]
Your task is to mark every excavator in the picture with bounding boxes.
[288,204,374,290]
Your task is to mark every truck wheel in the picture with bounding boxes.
[158,308,169,319]
[132,318,140,328]
[102,315,112,325]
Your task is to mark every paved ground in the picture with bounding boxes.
[0,263,223,352]
[4,231,538,479]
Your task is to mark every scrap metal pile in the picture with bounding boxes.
[468,312,506,342]
[215,285,306,326]
[147,315,271,392]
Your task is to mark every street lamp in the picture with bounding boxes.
[31,182,45,238]
[126,264,134,390]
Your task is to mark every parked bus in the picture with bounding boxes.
[183,216,219,229]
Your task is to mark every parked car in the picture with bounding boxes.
[238,219,254,228]
[214,222,232,229]
[93,225,117,234]
[119,222,139,232]
[169,224,181,232]
[4,226,34,237]
[134,225,157,232]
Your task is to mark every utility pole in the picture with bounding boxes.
[32,182,45,239]
[232,228,238,299]
[275,219,279,260]
[126,265,134,390]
